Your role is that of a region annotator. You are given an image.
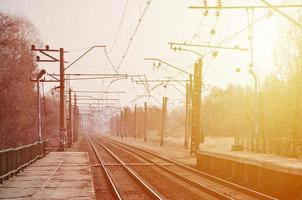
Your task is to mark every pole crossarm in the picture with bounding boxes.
[72,98,119,101]
[189,2,302,29]
[50,73,128,77]
[72,91,125,94]
[165,76,187,87]
[144,57,192,76]
[170,45,204,57]
[169,42,248,51]
[76,102,115,105]
[49,73,127,80]
[76,105,119,108]
[39,80,60,83]
[134,79,188,83]
[188,4,302,10]
[65,77,126,81]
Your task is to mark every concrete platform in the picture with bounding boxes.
[196,147,302,198]
[197,147,302,176]
[0,152,95,200]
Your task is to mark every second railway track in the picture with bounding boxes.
[92,136,279,200]
[88,137,163,200]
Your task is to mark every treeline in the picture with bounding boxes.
[0,13,59,149]
[203,21,302,147]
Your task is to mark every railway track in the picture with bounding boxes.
[93,136,279,200]
[89,137,226,199]
[88,137,163,200]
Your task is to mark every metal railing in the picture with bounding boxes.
[0,140,48,183]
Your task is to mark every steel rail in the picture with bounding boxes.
[98,136,278,200]
[88,138,122,200]
[96,136,232,200]
[89,137,163,200]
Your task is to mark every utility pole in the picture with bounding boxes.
[134,104,137,139]
[37,70,46,142]
[37,75,41,142]
[124,108,128,138]
[144,102,147,142]
[115,115,119,137]
[73,94,77,142]
[184,75,192,148]
[67,89,72,147]
[31,45,65,150]
[191,59,203,155]
[120,110,123,139]
[161,97,168,146]
[31,70,46,142]
[59,48,66,150]
[90,113,93,134]
[109,117,114,136]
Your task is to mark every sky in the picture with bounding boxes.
[0,0,300,110]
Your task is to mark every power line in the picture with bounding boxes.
[109,0,129,53]
[190,0,291,63]
[117,0,153,71]
[260,0,302,29]
[40,0,47,41]
[104,48,119,74]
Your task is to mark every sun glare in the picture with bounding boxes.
[253,16,280,75]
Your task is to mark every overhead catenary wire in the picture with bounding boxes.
[117,0,153,71]
[104,48,119,74]
[174,0,291,79]
[109,0,129,53]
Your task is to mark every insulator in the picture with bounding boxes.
[210,29,216,35]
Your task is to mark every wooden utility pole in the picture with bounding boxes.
[161,97,168,146]
[59,48,66,150]
[115,115,119,137]
[184,78,191,148]
[110,117,114,136]
[31,45,66,150]
[32,70,46,142]
[124,108,128,138]
[37,76,41,142]
[144,102,147,142]
[134,104,137,139]
[120,111,123,139]
[90,113,93,134]
[73,94,77,142]
[190,59,203,155]
[67,89,72,147]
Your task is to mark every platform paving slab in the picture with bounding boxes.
[0,152,95,200]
